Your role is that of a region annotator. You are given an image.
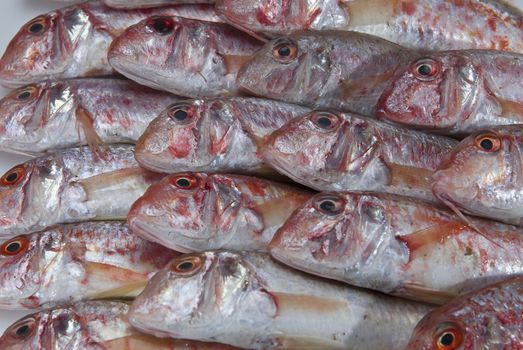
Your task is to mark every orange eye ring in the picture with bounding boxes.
[309,111,341,131]
[169,255,204,275]
[0,236,29,257]
[412,58,441,81]
[434,326,463,350]
[474,133,501,152]
[167,103,195,124]
[26,17,47,35]
[272,39,298,63]
[312,194,346,215]
[171,174,199,190]
[14,86,38,101]
[1,165,26,187]
[9,317,37,340]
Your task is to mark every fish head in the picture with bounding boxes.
[377,54,480,130]
[431,128,519,219]
[0,7,92,86]
[135,99,243,172]
[128,173,243,252]
[215,0,288,33]
[129,251,276,340]
[237,35,332,104]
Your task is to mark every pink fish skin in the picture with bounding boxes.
[128,172,312,252]
[134,97,310,175]
[270,191,523,305]
[431,126,523,226]
[405,277,523,349]
[262,110,457,202]
[0,1,221,87]
[108,16,263,98]
[0,222,178,309]
[104,0,215,9]
[377,50,523,135]
[216,0,523,53]
[0,78,178,156]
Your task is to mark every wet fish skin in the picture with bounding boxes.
[0,78,179,156]
[128,172,312,252]
[129,251,432,349]
[0,300,240,350]
[270,191,523,304]
[108,16,263,98]
[262,110,457,202]
[377,50,523,135]
[135,97,310,174]
[406,277,523,349]
[0,145,163,237]
[0,221,178,309]
[0,1,222,87]
[104,0,215,8]
[216,0,523,52]
[237,31,416,115]
[431,126,523,226]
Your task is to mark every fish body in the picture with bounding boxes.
[237,31,416,115]
[377,50,523,135]
[431,126,523,225]
[128,172,312,252]
[0,300,239,349]
[216,0,523,52]
[406,277,523,349]
[0,78,178,156]
[135,97,310,174]
[263,110,457,202]
[129,251,432,350]
[0,221,178,309]
[108,16,263,97]
[0,145,163,237]
[270,192,523,304]
[104,0,215,8]
[0,1,221,87]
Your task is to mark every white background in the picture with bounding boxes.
[0,0,523,336]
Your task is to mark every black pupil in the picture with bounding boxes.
[480,139,493,150]
[18,91,31,100]
[319,200,336,212]
[277,45,291,57]
[29,23,44,34]
[440,333,454,346]
[6,172,18,183]
[176,178,191,188]
[173,109,188,121]
[151,19,173,34]
[178,261,194,271]
[316,117,332,129]
[15,324,30,337]
[417,64,432,76]
[6,242,21,253]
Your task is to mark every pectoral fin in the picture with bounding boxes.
[84,262,149,299]
[76,105,105,158]
[395,282,456,305]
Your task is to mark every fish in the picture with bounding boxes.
[0,300,240,349]
[431,126,523,226]
[377,50,523,135]
[104,0,215,9]
[270,191,523,305]
[108,16,263,98]
[0,78,179,156]
[134,97,310,174]
[262,110,458,202]
[0,221,178,309]
[128,251,432,350]
[216,0,523,53]
[405,277,523,349]
[237,31,416,115]
[128,172,312,252]
[0,145,163,237]
[0,1,222,87]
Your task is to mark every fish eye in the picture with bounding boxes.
[14,86,38,101]
[167,103,195,124]
[26,17,47,35]
[1,165,26,187]
[10,318,36,339]
[313,194,346,215]
[170,255,204,275]
[0,236,29,256]
[434,324,463,350]
[310,111,341,131]
[272,39,298,62]
[146,16,175,35]
[172,174,198,189]
[474,133,501,152]
[412,58,440,81]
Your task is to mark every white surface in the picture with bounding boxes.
[0,0,523,338]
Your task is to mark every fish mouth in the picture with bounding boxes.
[128,217,193,253]
[109,57,173,92]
